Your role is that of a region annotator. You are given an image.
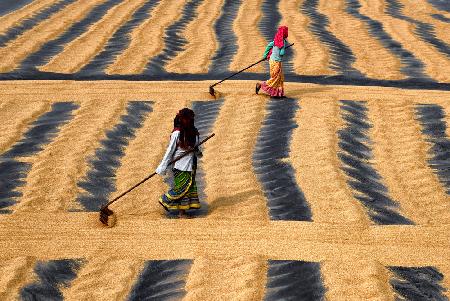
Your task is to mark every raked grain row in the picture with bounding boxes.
[1,81,450,301]
[0,0,448,82]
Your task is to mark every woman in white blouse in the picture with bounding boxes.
[156,108,202,218]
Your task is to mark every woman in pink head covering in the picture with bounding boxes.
[256,26,289,98]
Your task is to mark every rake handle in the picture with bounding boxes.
[209,43,294,89]
[210,59,265,89]
[100,133,215,210]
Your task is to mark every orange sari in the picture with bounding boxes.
[260,60,284,97]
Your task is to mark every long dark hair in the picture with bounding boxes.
[173,108,199,150]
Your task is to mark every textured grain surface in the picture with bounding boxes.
[0,81,449,300]
[1,1,450,295]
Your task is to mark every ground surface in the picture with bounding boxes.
[1,0,450,300]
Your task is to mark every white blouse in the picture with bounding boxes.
[155,130,200,175]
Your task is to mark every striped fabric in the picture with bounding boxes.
[159,168,201,211]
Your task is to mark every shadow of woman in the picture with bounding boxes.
[199,189,264,217]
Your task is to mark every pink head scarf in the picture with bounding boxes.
[273,26,288,48]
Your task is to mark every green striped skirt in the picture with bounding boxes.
[159,169,201,211]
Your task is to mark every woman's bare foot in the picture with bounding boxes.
[178,209,194,219]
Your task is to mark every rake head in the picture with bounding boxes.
[99,206,116,227]
[209,85,215,97]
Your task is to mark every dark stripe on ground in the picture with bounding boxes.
[432,13,450,23]
[1,72,450,91]
[253,98,312,221]
[386,0,450,59]
[338,100,414,225]
[427,0,450,13]
[345,0,428,80]
[301,0,363,78]
[20,259,84,301]
[259,0,279,74]
[264,260,326,301]
[127,260,191,301]
[76,101,153,211]
[415,104,450,194]
[143,0,203,76]
[77,0,161,76]
[260,0,280,42]
[389,266,448,301]
[0,0,34,17]
[0,102,78,214]
[208,0,241,74]
[0,160,30,214]
[0,0,77,47]
[19,0,123,72]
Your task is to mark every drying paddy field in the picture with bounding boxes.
[1,0,450,300]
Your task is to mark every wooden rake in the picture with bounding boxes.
[99,133,215,226]
[209,43,294,97]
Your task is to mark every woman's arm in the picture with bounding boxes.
[263,41,274,59]
[279,40,288,56]
[156,131,179,175]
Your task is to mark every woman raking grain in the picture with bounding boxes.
[156,108,202,218]
[256,26,289,98]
